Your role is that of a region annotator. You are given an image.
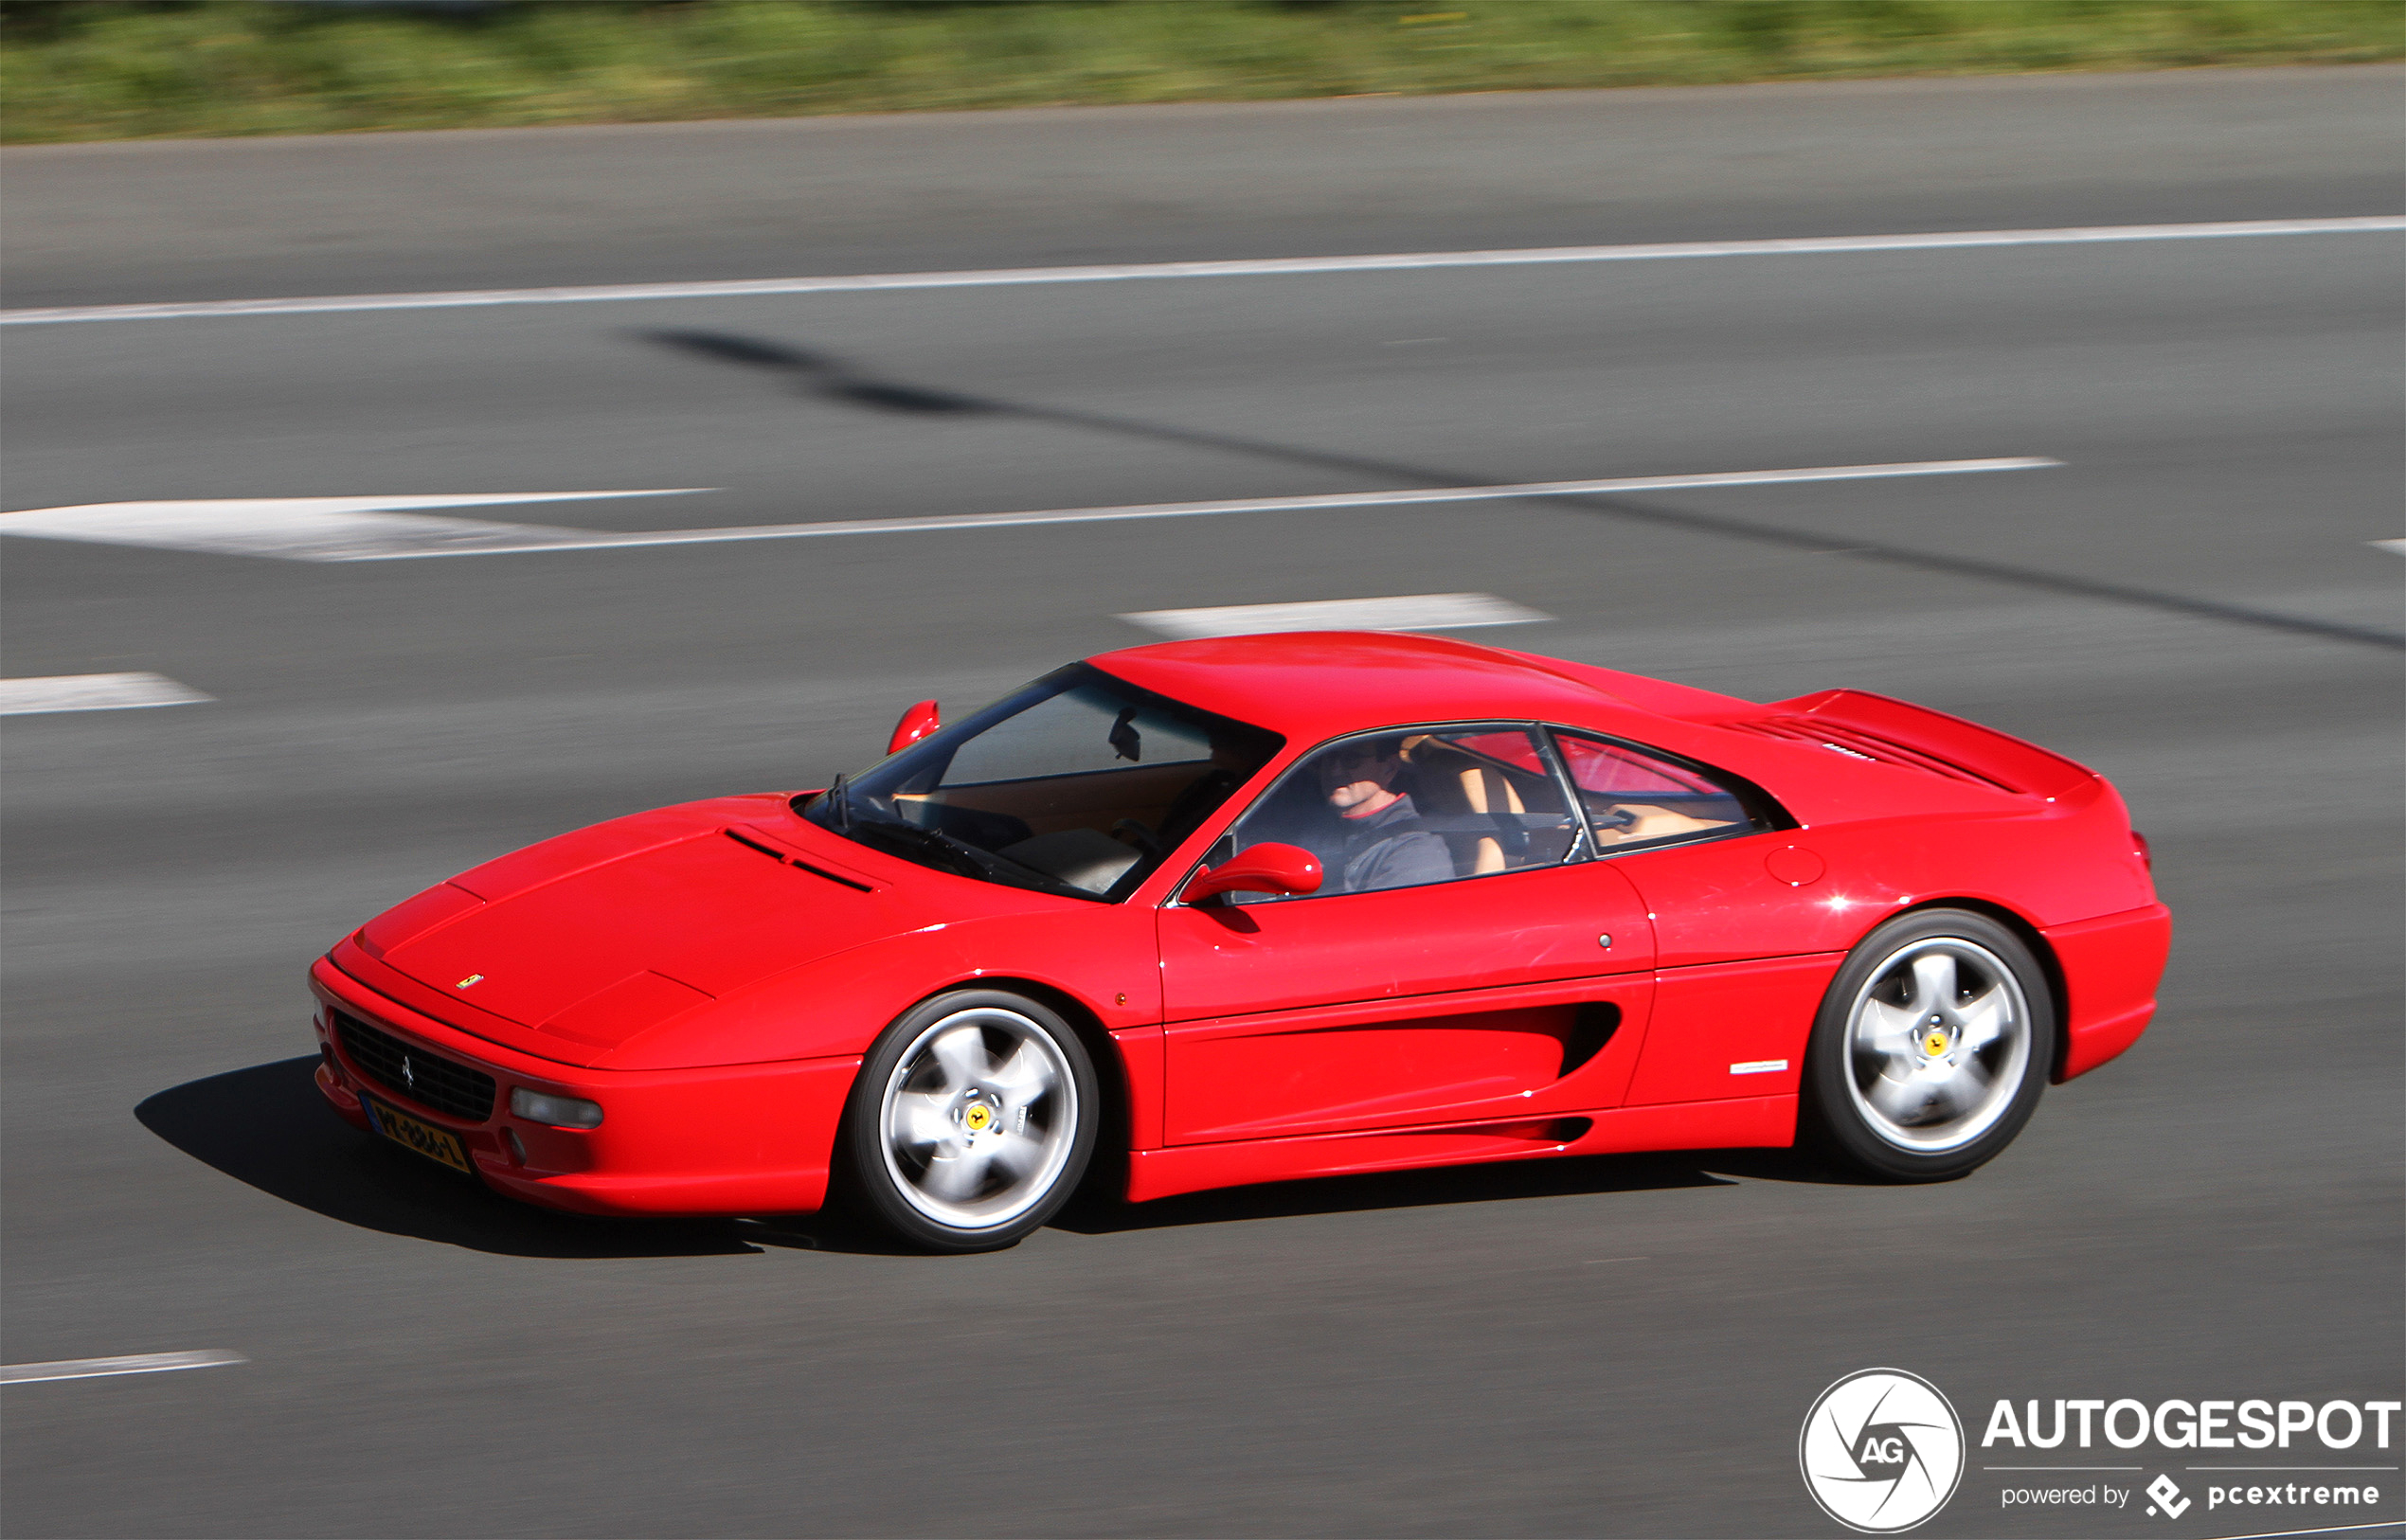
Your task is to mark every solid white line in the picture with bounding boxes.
[1,1350,245,1384]
[1120,592,1552,639]
[0,458,2057,562]
[4,218,2397,325]
[0,459,2069,563]
[0,672,214,715]
[342,457,2062,559]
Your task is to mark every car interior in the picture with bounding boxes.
[894,757,1233,895]
[1210,725,1760,899]
[881,725,1756,901]
[1551,730,1751,846]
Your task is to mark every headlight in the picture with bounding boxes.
[511,1087,603,1129]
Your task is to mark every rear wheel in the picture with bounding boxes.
[1801,909,2053,1182]
[841,990,1098,1252]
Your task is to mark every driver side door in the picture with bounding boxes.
[1157,725,1657,1143]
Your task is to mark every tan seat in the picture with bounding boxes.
[1399,737,1553,877]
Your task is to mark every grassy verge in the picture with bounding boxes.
[3,0,2398,144]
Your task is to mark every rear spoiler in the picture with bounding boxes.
[1749,689,2097,799]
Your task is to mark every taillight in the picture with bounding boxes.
[2133,832,2152,872]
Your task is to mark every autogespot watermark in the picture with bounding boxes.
[1984,1396,2397,1522]
[1982,1395,2400,1453]
[1804,1374,2401,1532]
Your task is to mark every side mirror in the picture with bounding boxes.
[887,700,941,756]
[1183,842,1322,904]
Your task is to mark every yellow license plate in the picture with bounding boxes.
[364,1095,475,1175]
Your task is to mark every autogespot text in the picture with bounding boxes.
[1982,1397,2399,1451]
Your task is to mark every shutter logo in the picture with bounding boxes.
[1800,1369,1965,1532]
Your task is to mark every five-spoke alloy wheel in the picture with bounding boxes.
[1803,909,2054,1181]
[842,990,1099,1251]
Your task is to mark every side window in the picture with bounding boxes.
[1550,731,1763,851]
[1216,726,1579,901]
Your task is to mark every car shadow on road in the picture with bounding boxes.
[134,1057,916,1259]
[1050,1149,1787,1235]
[138,1058,1851,1258]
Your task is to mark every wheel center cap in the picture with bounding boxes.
[1922,1029,1950,1056]
[961,1101,995,1134]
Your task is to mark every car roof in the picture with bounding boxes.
[1086,631,1762,745]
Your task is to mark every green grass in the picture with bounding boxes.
[3,0,2398,144]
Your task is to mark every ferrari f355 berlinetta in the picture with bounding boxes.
[311,633,2169,1250]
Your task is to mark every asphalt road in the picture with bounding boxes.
[3,70,2401,1539]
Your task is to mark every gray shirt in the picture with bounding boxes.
[1334,795,1452,893]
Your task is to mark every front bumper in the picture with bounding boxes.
[310,955,857,1217]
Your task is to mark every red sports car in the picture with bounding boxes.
[310,633,2169,1251]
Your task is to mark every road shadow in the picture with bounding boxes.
[1050,1148,1764,1235]
[139,1059,1860,1256]
[135,1057,912,1259]
[636,325,2403,653]
[1691,1147,1869,1186]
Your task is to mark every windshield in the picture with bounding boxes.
[800,665,1282,901]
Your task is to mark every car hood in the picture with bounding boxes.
[360,798,943,1053]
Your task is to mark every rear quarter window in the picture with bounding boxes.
[1550,731,1768,851]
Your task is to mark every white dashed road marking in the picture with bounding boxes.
[3,219,2397,326]
[0,673,214,715]
[2374,539,2405,555]
[1120,592,1551,639]
[0,458,2057,563]
[2,1351,246,1384]
[0,490,707,562]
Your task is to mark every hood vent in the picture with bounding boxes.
[723,828,875,891]
[1726,717,2018,793]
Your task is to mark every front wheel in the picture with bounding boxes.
[1801,909,2054,1182]
[841,991,1099,1252]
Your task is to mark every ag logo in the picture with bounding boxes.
[1800,1369,1966,1532]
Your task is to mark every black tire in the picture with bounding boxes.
[1800,908,2054,1182]
[840,990,1099,1253]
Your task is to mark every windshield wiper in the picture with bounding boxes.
[844,817,985,878]
[793,773,853,827]
[848,818,1068,891]
[845,818,1086,897]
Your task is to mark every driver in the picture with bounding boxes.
[1312,738,1450,894]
